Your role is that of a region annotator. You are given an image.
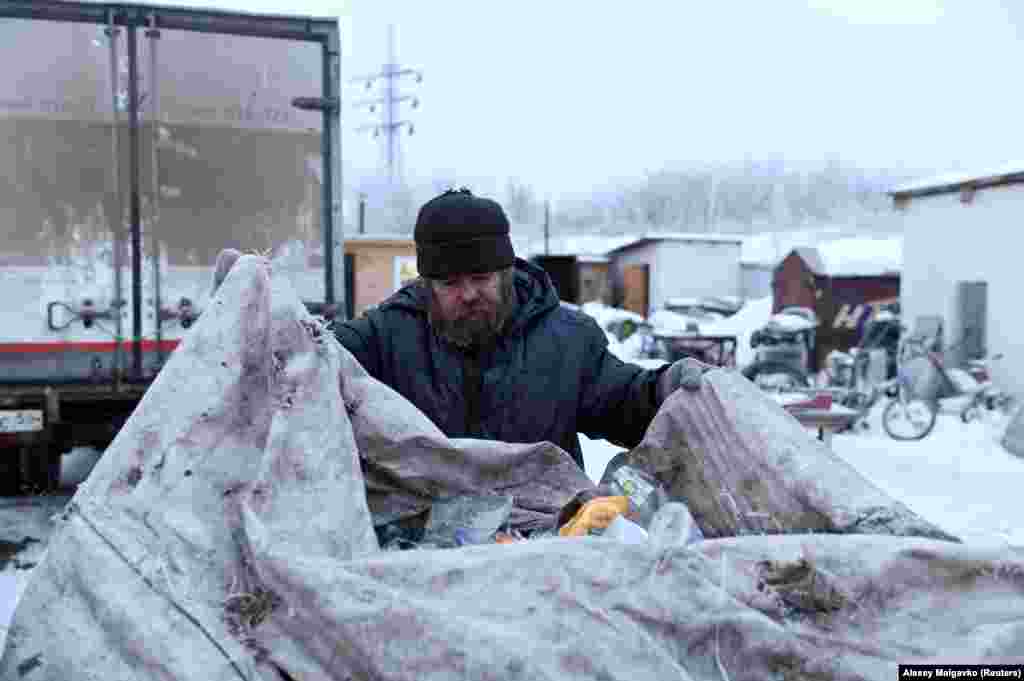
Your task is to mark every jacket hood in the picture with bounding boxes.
[385,257,561,335]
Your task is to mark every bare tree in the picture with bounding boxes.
[591,159,901,234]
[504,179,537,223]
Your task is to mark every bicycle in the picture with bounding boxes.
[959,354,1015,423]
[880,335,939,441]
[821,348,881,432]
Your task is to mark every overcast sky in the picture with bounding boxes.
[143,0,1020,199]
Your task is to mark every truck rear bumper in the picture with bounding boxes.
[0,382,149,495]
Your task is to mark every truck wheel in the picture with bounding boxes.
[18,441,49,495]
[15,437,63,496]
[0,444,21,497]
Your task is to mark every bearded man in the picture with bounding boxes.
[330,188,704,470]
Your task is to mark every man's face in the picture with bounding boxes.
[428,268,515,349]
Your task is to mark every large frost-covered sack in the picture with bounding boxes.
[605,371,960,541]
[4,253,1022,680]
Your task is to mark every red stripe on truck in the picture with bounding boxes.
[0,340,181,354]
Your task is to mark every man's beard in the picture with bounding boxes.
[427,268,516,351]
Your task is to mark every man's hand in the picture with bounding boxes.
[211,248,242,294]
[656,357,715,404]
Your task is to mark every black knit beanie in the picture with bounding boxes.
[414,188,515,278]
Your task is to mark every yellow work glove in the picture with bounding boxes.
[558,496,631,537]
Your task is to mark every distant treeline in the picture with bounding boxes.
[354,158,909,236]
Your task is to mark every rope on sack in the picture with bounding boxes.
[69,503,252,681]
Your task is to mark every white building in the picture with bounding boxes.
[605,233,745,317]
[889,162,1024,396]
[739,242,776,301]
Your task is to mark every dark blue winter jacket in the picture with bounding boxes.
[334,258,664,469]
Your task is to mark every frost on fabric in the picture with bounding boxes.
[617,368,959,543]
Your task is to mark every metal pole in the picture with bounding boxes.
[127,22,143,379]
[105,9,125,382]
[385,24,395,186]
[322,29,345,319]
[358,193,366,234]
[147,14,163,368]
[544,200,550,256]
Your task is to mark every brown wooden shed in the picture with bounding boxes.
[309,235,417,319]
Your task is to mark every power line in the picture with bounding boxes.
[351,25,422,187]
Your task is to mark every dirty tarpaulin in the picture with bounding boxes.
[3,253,1023,681]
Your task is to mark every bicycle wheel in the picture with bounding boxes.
[882,398,937,441]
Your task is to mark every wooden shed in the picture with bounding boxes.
[772,238,900,370]
[309,235,417,318]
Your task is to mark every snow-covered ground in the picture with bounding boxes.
[0,494,70,652]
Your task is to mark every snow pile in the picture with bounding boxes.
[647,309,702,335]
[579,301,644,330]
[0,495,70,653]
[832,407,1024,548]
[604,332,660,366]
[520,230,743,261]
[57,447,103,489]
[664,296,701,308]
[700,296,774,368]
[817,236,902,277]
[578,302,651,363]
[740,230,901,277]
[740,226,854,267]
[891,160,1024,195]
[613,332,650,363]
[590,297,775,369]
[765,311,816,333]
[519,233,639,259]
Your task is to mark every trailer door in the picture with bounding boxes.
[0,17,126,384]
[143,23,328,376]
[0,5,341,384]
